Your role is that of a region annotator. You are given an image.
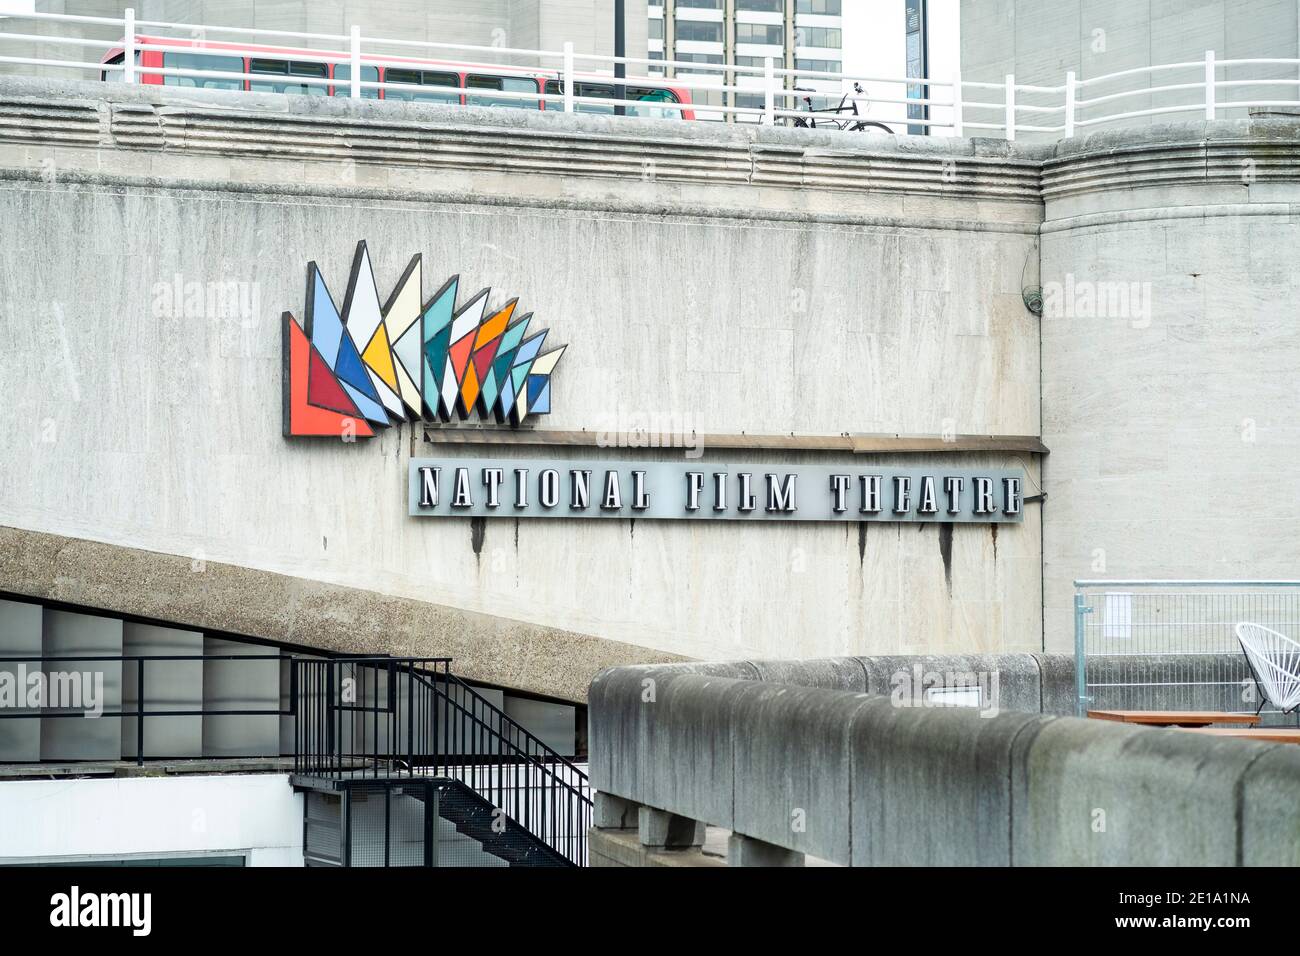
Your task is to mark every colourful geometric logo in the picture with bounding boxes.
[283,241,566,438]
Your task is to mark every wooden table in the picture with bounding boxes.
[1179,727,1300,743]
[1087,710,1261,727]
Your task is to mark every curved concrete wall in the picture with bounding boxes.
[589,665,1300,865]
[0,78,1045,696]
[1039,120,1300,650]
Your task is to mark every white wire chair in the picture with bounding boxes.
[1235,623,1300,715]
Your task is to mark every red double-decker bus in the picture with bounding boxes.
[100,35,696,120]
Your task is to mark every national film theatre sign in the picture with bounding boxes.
[408,459,1024,524]
[283,244,1025,527]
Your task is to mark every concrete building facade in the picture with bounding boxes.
[0,77,1046,702]
[0,4,1296,701]
[1,69,1297,697]
[0,3,1298,874]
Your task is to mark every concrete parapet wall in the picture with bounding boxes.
[589,664,1300,865]
[597,650,1279,718]
[597,653,1075,714]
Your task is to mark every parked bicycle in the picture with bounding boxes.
[791,83,894,133]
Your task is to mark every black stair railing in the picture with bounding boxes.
[291,656,591,866]
[420,671,590,866]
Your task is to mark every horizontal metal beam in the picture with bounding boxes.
[1075,579,1300,588]
[421,427,1048,455]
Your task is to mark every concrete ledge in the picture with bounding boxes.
[731,685,875,860]
[589,827,726,868]
[0,76,1046,213]
[749,657,868,691]
[1239,745,1300,866]
[0,525,684,702]
[601,654,1074,713]
[1042,118,1300,199]
[588,667,760,829]
[855,653,1045,714]
[850,701,1049,865]
[1031,653,1078,715]
[1011,718,1276,865]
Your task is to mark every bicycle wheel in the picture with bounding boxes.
[850,121,894,134]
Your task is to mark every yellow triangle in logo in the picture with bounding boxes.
[362,324,400,393]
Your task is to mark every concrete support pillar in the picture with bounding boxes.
[638,806,705,848]
[593,791,640,830]
[727,832,805,867]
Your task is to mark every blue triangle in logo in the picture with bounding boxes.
[334,330,380,402]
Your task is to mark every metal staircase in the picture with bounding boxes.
[290,657,591,867]
[421,781,571,867]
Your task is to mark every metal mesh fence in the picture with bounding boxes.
[303,791,342,867]
[337,781,521,867]
[345,783,390,868]
[1074,581,1300,723]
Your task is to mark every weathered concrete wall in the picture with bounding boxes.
[589,663,1300,865]
[0,77,1045,695]
[1038,120,1300,650]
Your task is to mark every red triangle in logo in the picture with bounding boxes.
[308,343,362,417]
[284,314,374,439]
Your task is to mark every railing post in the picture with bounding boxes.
[1204,49,1216,120]
[406,665,414,774]
[1064,70,1076,138]
[326,664,336,774]
[763,56,775,126]
[563,41,575,113]
[1074,589,1090,717]
[432,668,441,775]
[350,25,361,100]
[1004,73,1015,140]
[290,660,298,774]
[136,658,144,766]
[123,8,136,85]
[950,70,963,138]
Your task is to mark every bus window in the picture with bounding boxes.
[628,87,681,118]
[249,58,328,96]
[544,80,612,114]
[384,68,459,104]
[101,52,138,83]
[162,52,244,90]
[466,74,540,109]
[543,81,682,117]
[332,64,380,98]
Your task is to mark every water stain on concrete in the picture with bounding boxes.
[939,522,954,591]
[470,517,486,560]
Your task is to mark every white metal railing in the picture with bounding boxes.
[1,9,1298,139]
